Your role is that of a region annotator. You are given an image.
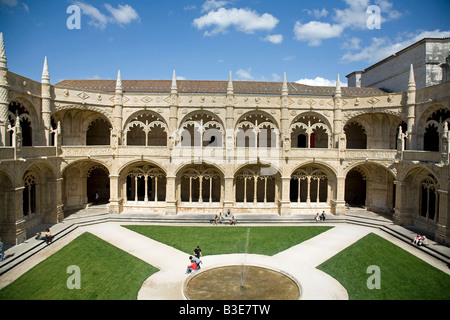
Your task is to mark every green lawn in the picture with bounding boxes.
[2,227,449,300]
[318,233,450,300]
[123,225,333,256]
[0,232,158,300]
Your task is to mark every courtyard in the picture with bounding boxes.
[0,208,449,301]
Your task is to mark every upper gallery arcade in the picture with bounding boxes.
[0,32,449,246]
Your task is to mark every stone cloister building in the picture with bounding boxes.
[0,32,449,245]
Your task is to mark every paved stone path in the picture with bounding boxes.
[1,221,449,300]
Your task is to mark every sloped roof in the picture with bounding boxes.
[55,79,386,97]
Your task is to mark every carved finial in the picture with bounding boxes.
[42,56,50,84]
[408,64,416,91]
[171,70,178,94]
[335,74,342,98]
[282,72,288,96]
[227,71,234,95]
[0,32,6,69]
[116,70,122,93]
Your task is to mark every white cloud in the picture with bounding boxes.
[294,0,402,46]
[184,5,197,11]
[74,1,109,29]
[104,4,140,26]
[341,29,450,63]
[263,34,283,44]
[293,21,344,46]
[201,0,229,13]
[304,8,329,19]
[73,1,139,29]
[193,7,279,36]
[296,76,348,87]
[342,37,362,50]
[272,73,281,82]
[236,68,254,80]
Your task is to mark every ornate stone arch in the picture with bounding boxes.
[177,111,224,147]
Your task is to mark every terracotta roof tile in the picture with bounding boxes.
[55,79,386,97]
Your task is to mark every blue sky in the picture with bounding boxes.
[0,0,449,86]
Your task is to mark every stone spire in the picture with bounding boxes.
[281,72,288,96]
[408,64,416,92]
[41,56,50,84]
[227,71,234,95]
[407,64,416,106]
[115,70,122,93]
[171,70,178,94]
[0,32,6,69]
[0,32,9,146]
[335,74,342,98]
[41,56,53,145]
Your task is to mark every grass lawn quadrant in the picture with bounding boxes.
[0,232,158,300]
[318,233,450,300]
[123,225,333,256]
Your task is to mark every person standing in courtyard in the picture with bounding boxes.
[194,246,202,259]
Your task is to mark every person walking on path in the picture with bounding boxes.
[95,191,100,205]
[194,246,202,259]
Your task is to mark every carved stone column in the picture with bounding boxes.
[41,56,53,146]
[0,32,9,147]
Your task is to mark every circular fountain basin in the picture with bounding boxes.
[184,265,301,300]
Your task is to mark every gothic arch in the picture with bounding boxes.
[21,162,57,217]
[62,160,111,209]
[290,164,333,205]
[290,113,332,149]
[121,162,167,203]
[8,100,38,146]
[344,120,367,149]
[417,106,450,151]
[86,117,112,146]
[234,164,281,204]
[177,163,223,203]
[123,110,169,146]
[177,112,224,147]
[345,162,396,213]
[402,167,441,223]
[235,111,279,148]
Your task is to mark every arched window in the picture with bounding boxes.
[125,113,168,146]
[126,166,166,203]
[180,166,221,203]
[86,119,111,146]
[290,116,330,149]
[236,113,278,149]
[420,175,439,221]
[235,166,277,204]
[291,167,328,204]
[345,168,366,207]
[179,113,223,148]
[9,102,33,147]
[423,109,450,152]
[86,164,110,204]
[345,122,367,149]
[23,173,37,216]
